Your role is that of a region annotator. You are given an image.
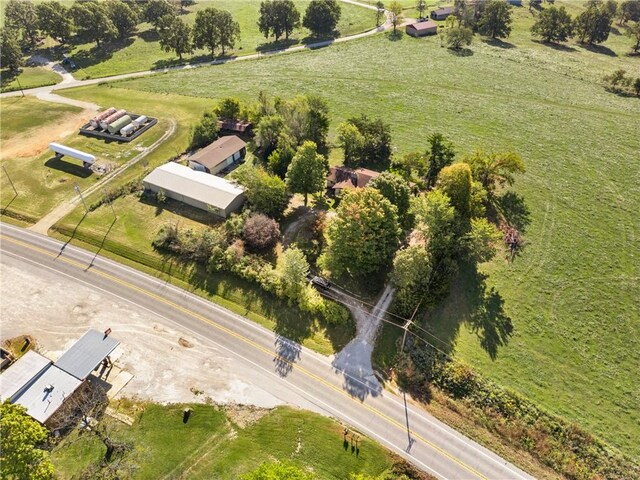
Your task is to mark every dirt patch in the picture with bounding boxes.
[2,334,37,360]
[0,110,91,160]
[178,337,194,348]
[224,403,270,429]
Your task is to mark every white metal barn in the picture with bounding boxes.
[143,162,245,218]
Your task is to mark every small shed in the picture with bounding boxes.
[217,120,253,134]
[143,162,245,218]
[430,6,454,20]
[188,135,247,175]
[406,20,438,37]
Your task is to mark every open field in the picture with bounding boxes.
[0,66,61,92]
[51,403,401,479]
[46,1,640,457]
[0,97,173,222]
[0,0,377,83]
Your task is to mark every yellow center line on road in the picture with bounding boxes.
[1,233,488,480]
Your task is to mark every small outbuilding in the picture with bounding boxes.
[143,162,245,218]
[188,135,247,175]
[406,20,438,37]
[430,6,454,20]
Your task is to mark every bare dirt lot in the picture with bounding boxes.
[0,253,295,408]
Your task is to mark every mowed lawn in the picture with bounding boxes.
[0,97,174,222]
[51,404,397,479]
[0,66,61,92]
[64,0,377,79]
[71,6,640,456]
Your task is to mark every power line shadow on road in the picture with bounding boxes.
[85,217,117,271]
[56,212,87,258]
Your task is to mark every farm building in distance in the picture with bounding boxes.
[327,166,380,196]
[143,162,245,218]
[406,20,438,37]
[430,6,454,20]
[218,119,253,134]
[0,330,120,426]
[188,135,247,175]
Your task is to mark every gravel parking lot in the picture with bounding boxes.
[0,254,291,408]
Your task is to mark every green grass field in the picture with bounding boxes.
[51,404,400,479]
[50,1,640,458]
[49,0,377,80]
[0,66,61,92]
[0,96,80,141]
[0,96,172,222]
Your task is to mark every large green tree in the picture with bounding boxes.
[478,0,512,39]
[258,0,300,41]
[619,0,640,24]
[531,6,574,44]
[193,7,240,56]
[231,165,291,218]
[255,114,287,158]
[388,1,403,33]
[190,110,219,149]
[286,141,328,206]
[446,26,473,50]
[368,172,413,227]
[106,0,139,39]
[337,122,365,167]
[575,1,614,44]
[303,0,341,37]
[145,0,175,31]
[279,246,310,301]
[339,115,393,169]
[391,245,432,316]
[321,188,400,277]
[302,94,330,151]
[70,1,117,47]
[463,217,502,263]
[425,133,456,189]
[242,461,312,480]
[436,163,473,218]
[462,149,525,195]
[36,1,73,44]
[411,189,456,260]
[4,0,40,46]
[0,28,24,72]
[0,402,55,480]
[159,16,192,59]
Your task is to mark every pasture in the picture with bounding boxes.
[51,404,401,479]
[55,2,640,456]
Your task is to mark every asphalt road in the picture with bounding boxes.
[0,223,534,480]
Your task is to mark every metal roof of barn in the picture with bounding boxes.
[188,135,247,171]
[143,162,245,211]
[54,329,120,380]
[0,350,52,402]
[11,365,82,424]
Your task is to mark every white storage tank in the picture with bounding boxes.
[133,115,147,127]
[120,124,136,137]
[49,143,96,165]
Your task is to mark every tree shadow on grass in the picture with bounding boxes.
[531,39,577,52]
[0,69,20,88]
[44,156,93,178]
[483,38,516,49]
[421,262,513,360]
[138,29,159,42]
[73,38,135,71]
[448,47,474,57]
[580,43,617,57]
[495,191,531,233]
[386,30,404,42]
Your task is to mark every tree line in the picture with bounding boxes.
[0,0,346,72]
[438,0,640,52]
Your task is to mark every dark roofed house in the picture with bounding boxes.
[188,135,247,175]
[217,119,253,134]
[430,6,454,20]
[406,20,438,37]
[327,166,380,195]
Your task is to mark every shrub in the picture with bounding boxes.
[242,214,281,252]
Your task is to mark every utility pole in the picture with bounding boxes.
[2,165,18,197]
[16,77,25,97]
[102,188,117,220]
[74,183,88,213]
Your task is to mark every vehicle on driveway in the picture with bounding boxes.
[311,276,331,290]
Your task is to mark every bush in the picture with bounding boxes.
[242,214,281,252]
[319,298,350,324]
[446,27,473,50]
[190,110,219,149]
